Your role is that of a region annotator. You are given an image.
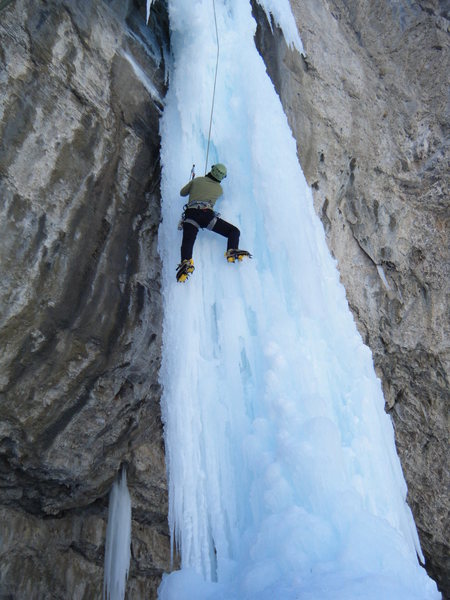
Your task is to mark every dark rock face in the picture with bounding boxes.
[252,0,449,595]
[0,0,170,596]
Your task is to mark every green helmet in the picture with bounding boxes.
[211,163,227,182]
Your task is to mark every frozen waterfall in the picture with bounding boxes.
[156,0,440,598]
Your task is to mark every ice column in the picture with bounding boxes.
[103,468,132,600]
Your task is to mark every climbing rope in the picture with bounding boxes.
[204,0,220,175]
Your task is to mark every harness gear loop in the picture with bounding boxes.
[205,0,219,175]
[178,203,189,230]
[188,200,214,210]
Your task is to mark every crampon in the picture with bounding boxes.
[176,258,195,282]
[225,249,252,263]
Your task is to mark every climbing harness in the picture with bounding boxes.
[183,216,218,231]
[206,215,219,230]
[205,0,220,175]
[178,203,220,231]
[188,200,214,210]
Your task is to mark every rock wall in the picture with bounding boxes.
[0,0,170,597]
[252,0,449,595]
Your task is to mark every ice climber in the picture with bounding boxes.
[176,163,251,282]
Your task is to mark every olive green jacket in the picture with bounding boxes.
[180,176,223,209]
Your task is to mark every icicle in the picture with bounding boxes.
[256,0,304,53]
[146,0,155,25]
[103,468,132,600]
[376,264,391,291]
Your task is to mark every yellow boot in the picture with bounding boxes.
[186,258,195,273]
[176,259,194,282]
[225,249,252,263]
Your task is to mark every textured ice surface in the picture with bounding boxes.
[157,1,440,598]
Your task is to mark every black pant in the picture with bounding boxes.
[181,208,240,261]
